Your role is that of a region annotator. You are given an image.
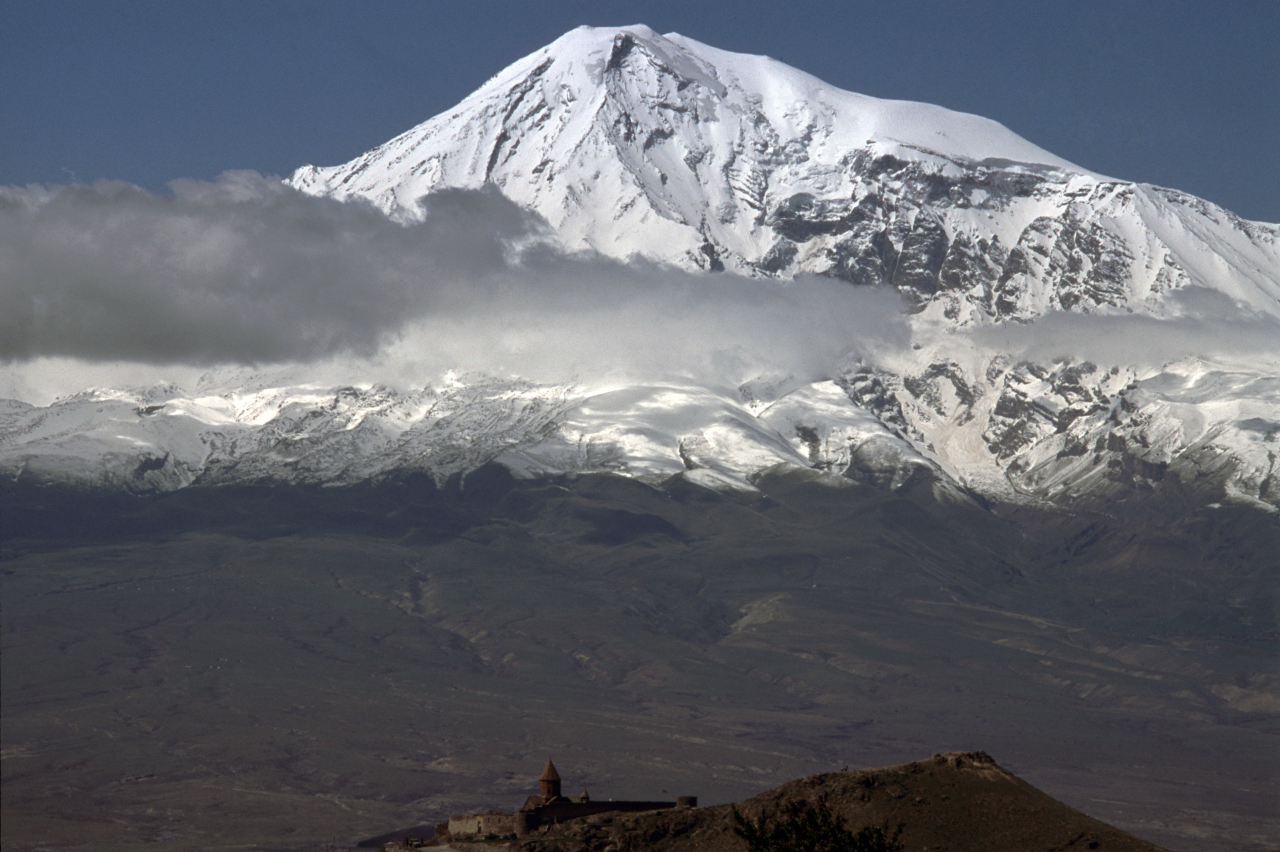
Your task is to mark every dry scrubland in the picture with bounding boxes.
[2,467,1277,851]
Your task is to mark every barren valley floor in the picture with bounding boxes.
[2,470,1276,851]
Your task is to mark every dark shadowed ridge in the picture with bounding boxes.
[390,752,1166,852]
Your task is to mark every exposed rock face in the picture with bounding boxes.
[6,354,1272,515]
[831,353,1278,513]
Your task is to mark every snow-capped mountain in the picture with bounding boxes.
[0,374,953,499]
[4,25,1278,514]
[290,25,1278,326]
[4,351,1277,513]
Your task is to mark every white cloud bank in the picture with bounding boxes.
[3,172,1276,407]
[0,172,911,403]
[969,287,1280,372]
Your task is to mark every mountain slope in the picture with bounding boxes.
[3,357,1275,512]
[2,28,1276,852]
[290,25,1279,325]
[4,25,1278,514]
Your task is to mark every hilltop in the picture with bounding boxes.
[381,752,1166,852]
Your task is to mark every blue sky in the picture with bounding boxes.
[3,0,1278,221]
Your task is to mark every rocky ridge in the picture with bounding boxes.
[393,752,1166,852]
[3,354,1275,514]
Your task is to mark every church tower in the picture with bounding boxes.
[538,760,561,800]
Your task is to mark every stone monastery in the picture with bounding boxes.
[443,760,696,839]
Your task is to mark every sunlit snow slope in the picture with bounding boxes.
[4,25,1279,512]
[291,25,1278,326]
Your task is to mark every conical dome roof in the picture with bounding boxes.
[539,760,560,781]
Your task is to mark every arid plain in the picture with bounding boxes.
[3,468,1276,851]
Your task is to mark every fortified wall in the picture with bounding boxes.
[445,810,516,837]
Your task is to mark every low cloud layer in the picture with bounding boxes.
[4,172,1275,408]
[1,173,538,363]
[0,173,909,399]
[971,287,1280,370]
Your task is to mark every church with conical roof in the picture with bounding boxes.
[529,759,563,806]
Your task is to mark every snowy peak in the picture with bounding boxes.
[597,25,727,98]
[287,26,1071,251]
[291,23,1080,208]
[17,28,1274,515]
[290,26,1278,324]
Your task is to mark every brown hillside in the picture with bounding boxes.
[509,752,1166,852]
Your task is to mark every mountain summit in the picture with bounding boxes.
[291,25,1278,325]
[4,28,1276,852]
[5,26,1279,513]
